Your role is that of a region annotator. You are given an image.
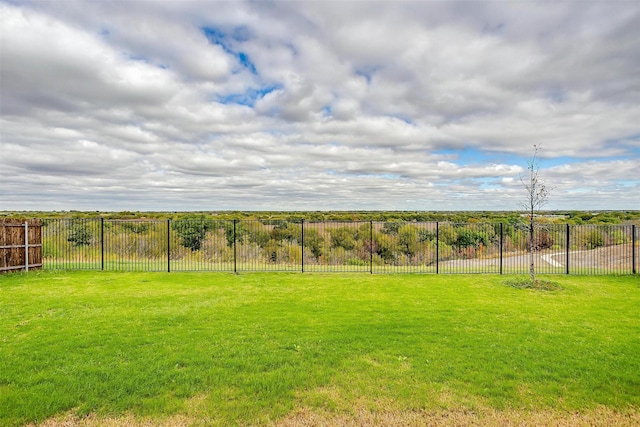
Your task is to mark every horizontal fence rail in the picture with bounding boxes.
[39,219,638,275]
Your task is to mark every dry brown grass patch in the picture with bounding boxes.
[25,413,194,427]
[27,407,640,427]
[273,407,640,427]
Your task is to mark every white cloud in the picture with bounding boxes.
[1,1,639,211]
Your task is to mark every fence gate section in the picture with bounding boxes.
[0,220,43,273]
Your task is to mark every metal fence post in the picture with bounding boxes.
[301,219,305,273]
[233,219,237,273]
[101,218,104,271]
[566,224,570,275]
[499,223,503,275]
[24,222,29,272]
[633,224,636,275]
[436,222,439,274]
[370,220,373,274]
[167,219,171,273]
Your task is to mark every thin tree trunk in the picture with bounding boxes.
[529,220,535,282]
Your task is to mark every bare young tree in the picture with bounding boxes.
[521,145,550,282]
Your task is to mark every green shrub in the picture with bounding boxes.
[171,217,215,251]
[455,229,488,248]
[67,226,93,247]
[398,225,419,257]
[330,227,358,250]
[304,228,324,259]
[346,257,368,266]
[583,230,605,249]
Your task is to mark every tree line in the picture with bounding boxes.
[5,210,640,224]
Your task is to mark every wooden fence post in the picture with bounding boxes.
[24,222,29,272]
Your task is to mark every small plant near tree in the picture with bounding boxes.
[503,276,563,291]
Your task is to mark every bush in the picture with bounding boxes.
[455,229,488,248]
[418,228,435,242]
[607,230,629,245]
[373,231,398,263]
[304,228,324,259]
[270,221,300,243]
[121,222,151,234]
[244,222,270,247]
[438,224,457,245]
[330,227,357,250]
[381,222,401,235]
[171,218,215,251]
[529,230,555,251]
[582,230,605,249]
[67,226,93,247]
[346,257,368,266]
[398,225,419,257]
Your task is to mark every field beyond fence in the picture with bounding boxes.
[40,218,638,274]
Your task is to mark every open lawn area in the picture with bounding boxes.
[1,271,639,426]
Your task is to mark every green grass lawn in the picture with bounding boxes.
[1,271,639,426]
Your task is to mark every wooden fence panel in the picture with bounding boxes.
[0,220,42,273]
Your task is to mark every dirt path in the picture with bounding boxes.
[439,243,636,272]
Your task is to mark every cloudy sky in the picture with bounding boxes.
[1,0,639,212]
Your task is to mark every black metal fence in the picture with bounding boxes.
[41,218,638,275]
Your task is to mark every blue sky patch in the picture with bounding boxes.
[217,84,281,107]
[237,52,257,75]
[202,26,258,75]
[355,67,376,84]
[433,147,521,165]
[202,26,230,50]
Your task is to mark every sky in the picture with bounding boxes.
[1,0,639,212]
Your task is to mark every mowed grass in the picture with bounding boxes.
[1,271,639,426]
